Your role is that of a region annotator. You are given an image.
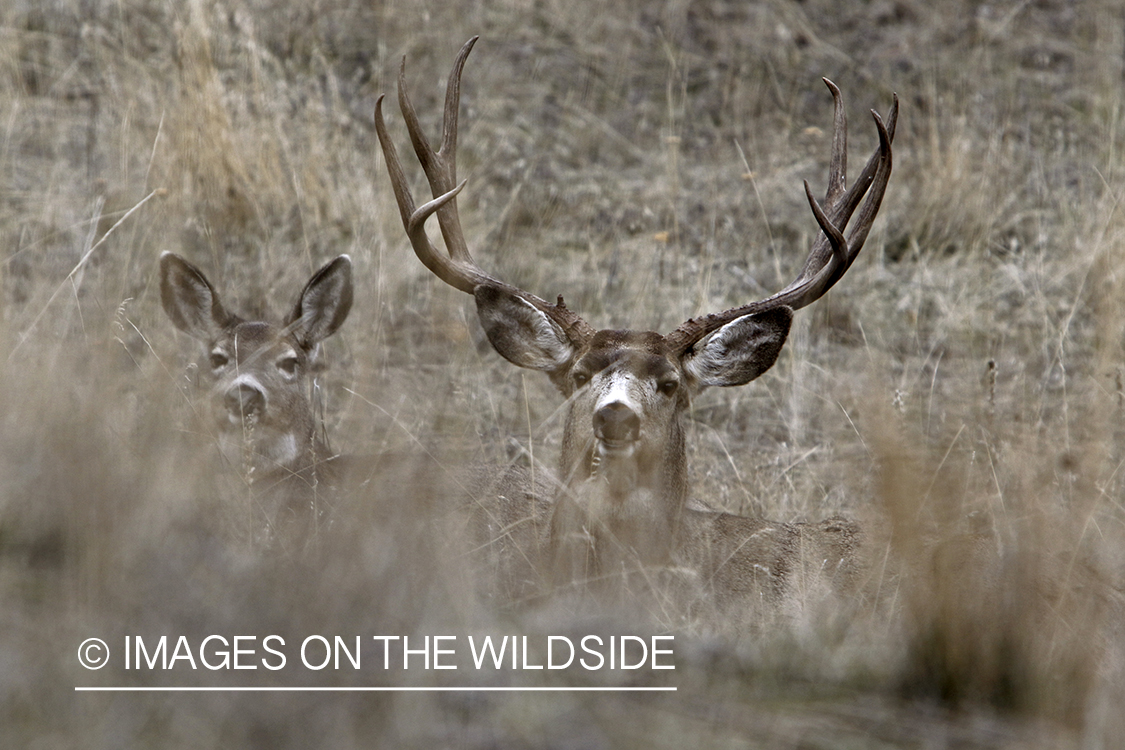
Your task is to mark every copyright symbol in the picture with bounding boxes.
[78,638,109,670]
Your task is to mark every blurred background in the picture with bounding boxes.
[2,0,1124,746]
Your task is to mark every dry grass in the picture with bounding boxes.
[2,0,1125,746]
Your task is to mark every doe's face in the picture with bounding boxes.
[159,251,353,476]
[203,321,316,472]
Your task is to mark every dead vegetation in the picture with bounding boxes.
[2,0,1125,747]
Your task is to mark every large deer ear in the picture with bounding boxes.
[474,284,576,374]
[683,307,792,388]
[286,255,354,349]
[159,252,232,340]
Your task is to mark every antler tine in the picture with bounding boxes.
[823,79,847,207]
[667,87,896,355]
[836,107,893,270]
[375,38,597,346]
[825,92,897,261]
[805,179,848,275]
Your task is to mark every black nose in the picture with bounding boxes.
[593,402,640,443]
[225,383,265,419]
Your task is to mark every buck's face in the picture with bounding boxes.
[475,285,792,502]
[160,253,353,475]
[200,320,317,470]
[558,331,688,488]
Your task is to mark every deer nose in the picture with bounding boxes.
[594,402,640,445]
[225,383,266,420]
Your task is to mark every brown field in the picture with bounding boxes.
[2,0,1124,747]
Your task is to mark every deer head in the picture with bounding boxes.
[160,253,353,479]
[375,38,895,580]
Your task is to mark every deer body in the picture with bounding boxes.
[376,38,894,609]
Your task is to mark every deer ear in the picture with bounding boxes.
[159,252,231,340]
[683,307,793,388]
[474,284,575,373]
[287,255,354,349]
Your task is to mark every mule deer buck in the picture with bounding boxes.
[375,38,895,612]
[160,252,354,540]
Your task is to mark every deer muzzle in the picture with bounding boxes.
[224,380,267,424]
[593,401,640,455]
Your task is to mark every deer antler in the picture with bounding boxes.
[374,36,596,348]
[376,38,895,358]
[665,81,897,355]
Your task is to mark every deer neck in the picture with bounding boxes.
[217,416,328,487]
[552,411,688,575]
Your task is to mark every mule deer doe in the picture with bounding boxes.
[376,38,895,611]
[160,252,353,538]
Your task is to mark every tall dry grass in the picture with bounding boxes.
[2,0,1124,746]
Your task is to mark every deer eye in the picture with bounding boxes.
[209,351,229,370]
[572,371,590,389]
[658,379,679,396]
[277,355,300,377]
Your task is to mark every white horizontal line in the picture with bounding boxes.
[75,686,676,692]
